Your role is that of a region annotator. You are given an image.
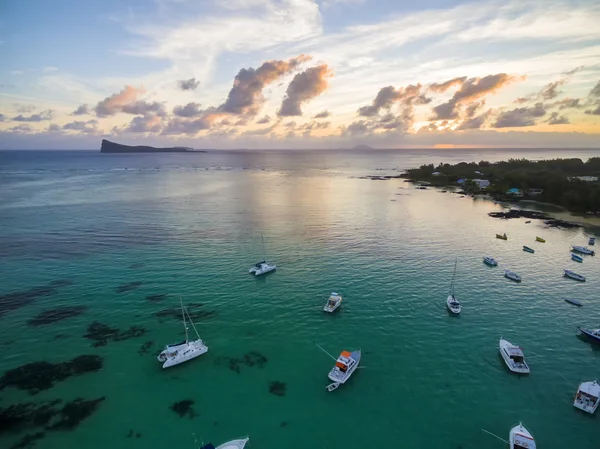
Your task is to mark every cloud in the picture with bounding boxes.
[94,85,145,117]
[546,112,569,125]
[358,84,429,117]
[493,103,546,128]
[12,110,53,122]
[514,97,529,104]
[589,80,600,98]
[63,119,99,134]
[431,74,519,120]
[126,115,163,133]
[585,80,600,114]
[121,100,166,117]
[0,113,4,122]
[71,104,91,115]
[9,124,34,133]
[219,54,311,115]
[553,98,581,109]
[278,64,332,116]
[177,78,200,91]
[14,104,36,113]
[427,76,467,93]
[456,101,491,130]
[539,79,567,100]
[172,102,203,117]
[314,110,330,118]
[256,115,271,124]
[585,105,600,115]
[48,124,61,132]
[162,115,218,135]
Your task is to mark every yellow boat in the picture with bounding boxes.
[536,236,545,243]
[496,233,508,240]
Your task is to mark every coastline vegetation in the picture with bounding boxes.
[403,157,600,214]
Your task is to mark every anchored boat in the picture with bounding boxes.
[589,237,596,246]
[499,338,530,374]
[200,437,249,449]
[572,245,595,256]
[446,259,461,315]
[496,233,508,240]
[578,327,600,344]
[483,256,498,266]
[571,254,583,263]
[157,297,208,369]
[504,270,521,282]
[564,269,585,282]
[509,422,536,449]
[324,292,342,313]
[523,246,534,253]
[535,236,545,243]
[326,349,361,391]
[564,298,582,307]
[248,234,276,275]
[574,380,600,414]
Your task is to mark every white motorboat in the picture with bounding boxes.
[571,245,595,256]
[564,269,585,282]
[499,338,530,374]
[509,422,536,449]
[157,297,208,369]
[326,349,361,391]
[248,234,276,275]
[446,259,461,314]
[573,380,600,414]
[483,256,498,266]
[323,292,342,313]
[504,270,521,282]
[200,437,249,449]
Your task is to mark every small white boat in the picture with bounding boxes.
[483,256,498,266]
[499,338,530,374]
[157,297,208,369]
[504,270,521,282]
[509,422,536,449]
[248,234,276,275]
[574,380,600,414]
[564,269,585,282]
[446,259,461,314]
[323,292,342,313]
[572,245,595,256]
[327,349,361,391]
[200,437,249,449]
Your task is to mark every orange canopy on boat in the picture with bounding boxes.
[341,351,351,358]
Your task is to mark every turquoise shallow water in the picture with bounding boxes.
[0,148,599,449]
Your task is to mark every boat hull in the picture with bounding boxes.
[523,246,534,253]
[483,257,498,266]
[500,339,530,374]
[564,298,582,307]
[579,327,600,344]
[573,381,600,414]
[328,350,361,384]
[504,271,521,282]
[249,264,276,275]
[446,295,461,314]
[572,246,595,256]
[160,340,208,368]
[564,270,585,282]
[510,423,535,449]
[496,234,507,240]
[215,438,250,449]
[571,254,583,262]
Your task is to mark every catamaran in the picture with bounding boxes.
[157,297,208,369]
[572,245,595,256]
[248,234,276,276]
[446,259,461,314]
[564,269,585,282]
[323,292,342,313]
[509,422,536,449]
[200,437,249,449]
[326,349,361,391]
[483,256,498,266]
[504,270,521,282]
[499,338,530,374]
[574,380,600,414]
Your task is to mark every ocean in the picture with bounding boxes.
[0,148,599,449]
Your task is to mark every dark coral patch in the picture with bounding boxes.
[0,400,61,433]
[84,321,146,347]
[0,355,103,394]
[154,302,215,321]
[10,432,46,449]
[214,351,268,373]
[269,381,286,397]
[146,293,167,302]
[0,280,73,317]
[138,341,154,355]
[115,281,143,293]
[169,400,197,419]
[48,397,105,430]
[27,306,87,326]
[244,351,268,368]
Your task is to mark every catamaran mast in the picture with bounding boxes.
[185,308,201,340]
[261,233,266,260]
[180,295,189,343]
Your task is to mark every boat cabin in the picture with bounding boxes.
[254,261,266,267]
[328,293,341,307]
[574,381,600,413]
[513,434,536,449]
[335,351,353,373]
[505,346,525,364]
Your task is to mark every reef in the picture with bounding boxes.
[138,341,154,355]
[1,396,105,448]
[0,280,73,317]
[268,381,286,397]
[84,321,146,347]
[487,209,581,228]
[115,281,143,293]
[146,293,167,302]
[27,306,87,326]
[213,351,268,373]
[154,302,215,321]
[0,355,103,394]
[169,400,197,419]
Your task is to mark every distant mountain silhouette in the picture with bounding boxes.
[100,139,205,153]
[351,144,374,150]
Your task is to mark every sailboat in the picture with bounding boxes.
[446,259,461,314]
[248,233,276,276]
[157,297,208,369]
[199,437,249,449]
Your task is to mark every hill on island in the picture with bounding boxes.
[100,139,205,153]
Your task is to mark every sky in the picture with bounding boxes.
[1,0,600,150]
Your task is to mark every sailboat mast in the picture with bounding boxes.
[261,233,266,260]
[180,295,189,343]
[185,308,201,340]
[449,259,457,295]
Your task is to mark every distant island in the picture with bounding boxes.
[100,139,205,153]
[401,157,600,214]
